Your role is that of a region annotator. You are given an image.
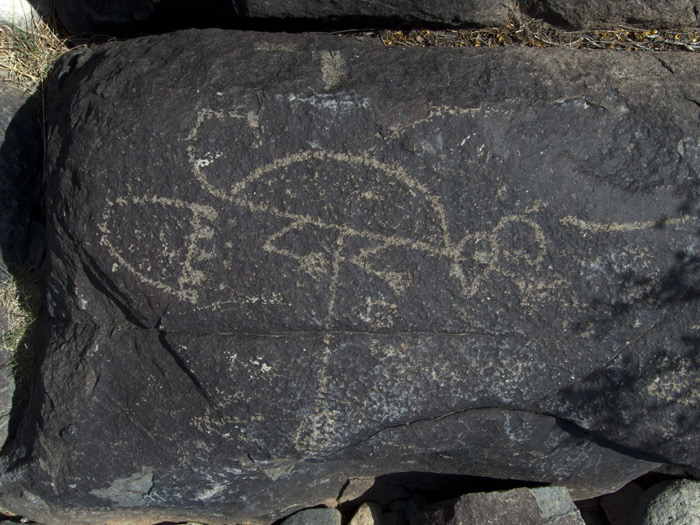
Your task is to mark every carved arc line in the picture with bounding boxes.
[189,144,454,253]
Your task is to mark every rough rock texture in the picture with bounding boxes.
[630,480,700,524]
[1,30,699,523]
[414,487,584,524]
[56,0,514,35]
[521,0,700,29]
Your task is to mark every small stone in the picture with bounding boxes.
[415,487,584,524]
[281,507,342,525]
[530,486,582,522]
[630,480,700,525]
[349,502,384,525]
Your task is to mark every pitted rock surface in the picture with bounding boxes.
[1,30,699,523]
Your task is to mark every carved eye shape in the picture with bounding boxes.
[493,217,547,269]
[99,196,218,303]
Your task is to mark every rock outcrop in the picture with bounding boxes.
[55,0,700,36]
[0,30,698,523]
[55,0,515,35]
[521,0,700,29]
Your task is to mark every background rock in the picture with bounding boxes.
[521,0,700,29]
[55,0,514,36]
[1,30,699,523]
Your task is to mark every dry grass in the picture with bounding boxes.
[374,14,700,51]
[0,17,68,94]
[0,20,65,379]
[0,266,40,381]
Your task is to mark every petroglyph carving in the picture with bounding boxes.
[99,195,218,303]
[99,105,694,454]
[98,105,697,328]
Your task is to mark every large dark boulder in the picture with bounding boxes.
[1,30,699,523]
[521,0,700,29]
[56,0,514,36]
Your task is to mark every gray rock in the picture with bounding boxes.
[414,486,584,524]
[0,338,13,450]
[56,0,514,36]
[521,0,700,29]
[0,0,43,30]
[0,353,12,429]
[630,480,700,525]
[1,30,699,524]
[0,262,11,445]
[281,508,342,525]
[529,487,583,522]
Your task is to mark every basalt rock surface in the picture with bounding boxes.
[1,30,699,523]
